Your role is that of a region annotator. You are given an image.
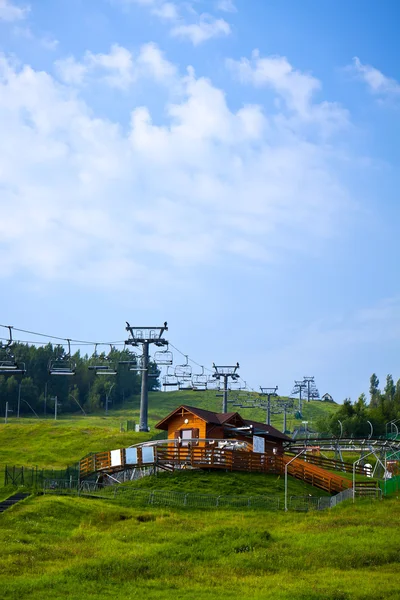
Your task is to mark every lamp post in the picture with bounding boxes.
[285,449,306,511]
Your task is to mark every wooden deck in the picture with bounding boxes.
[79,441,360,494]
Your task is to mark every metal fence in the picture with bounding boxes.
[42,480,357,512]
[4,465,79,488]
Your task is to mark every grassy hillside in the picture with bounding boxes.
[114,470,331,498]
[0,494,399,600]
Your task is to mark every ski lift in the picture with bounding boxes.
[174,355,192,380]
[207,375,219,389]
[118,346,138,367]
[192,366,207,386]
[154,345,173,366]
[178,380,193,391]
[0,326,26,374]
[162,366,179,389]
[128,355,146,372]
[48,340,76,376]
[88,345,117,376]
[192,384,207,391]
[147,359,160,378]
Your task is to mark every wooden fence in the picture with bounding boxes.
[79,441,361,493]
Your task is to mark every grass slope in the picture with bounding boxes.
[119,469,331,498]
[0,494,399,600]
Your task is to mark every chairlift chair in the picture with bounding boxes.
[88,345,117,376]
[128,355,146,372]
[178,380,193,391]
[48,340,76,376]
[0,326,26,374]
[162,366,179,389]
[118,347,138,367]
[174,355,192,380]
[192,366,208,386]
[154,346,173,366]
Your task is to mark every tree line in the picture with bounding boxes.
[316,373,400,437]
[0,343,160,417]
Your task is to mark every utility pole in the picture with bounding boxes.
[125,322,168,431]
[5,402,13,423]
[52,396,59,421]
[105,383,115,416]
[17,381,22,418]
[259,386,278,425]
[212,363,240,413]
[292,380,307,413]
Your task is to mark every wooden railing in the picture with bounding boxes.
[79,443,355,493]
[156,446,282,474]
[286,452,368,475]
[79,444,282,478]
[281,455,352,493]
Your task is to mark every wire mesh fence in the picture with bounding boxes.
[43,480,353,511]
[4,465,79,488]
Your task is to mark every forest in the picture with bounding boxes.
[0,343,160,417]
[316,373,400,437]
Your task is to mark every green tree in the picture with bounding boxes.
[369,373,380,408]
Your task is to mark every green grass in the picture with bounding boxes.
[0,494,399,599]
[0,393,397,599]
[122,469,331,498]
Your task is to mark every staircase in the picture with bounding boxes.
[0,492,30,514]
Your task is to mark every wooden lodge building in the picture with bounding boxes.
[155,405,292,454]
[79,404,361,494]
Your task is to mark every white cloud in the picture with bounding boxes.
[227,50,348,132]
[12,25,59,51]
[0,0,29,21]
[351,56,400,99]
[112,0,233,44]
[55,42,176,88]
[171,14,231,45]
[111,0,179,19]
[152,2,178,20]
[136,42,177,80]
[0,50,352,290]
[216,0,237,13]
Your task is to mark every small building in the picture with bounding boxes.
[155,405,291,454]
[321,393,334,403]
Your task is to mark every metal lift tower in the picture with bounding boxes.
[259,386,279,425]
[212,363,240,413]
[125,322,168,432]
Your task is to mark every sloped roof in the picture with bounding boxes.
[156,405,239,430]
[243,419,292,441]
[156,405,291,441]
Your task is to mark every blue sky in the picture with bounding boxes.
[0,0,399,403]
